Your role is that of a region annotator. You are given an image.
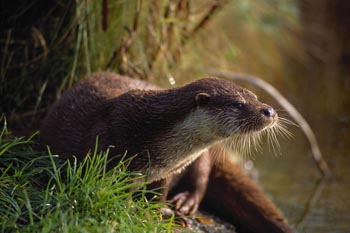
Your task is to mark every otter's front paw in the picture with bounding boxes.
[170,191,200,215]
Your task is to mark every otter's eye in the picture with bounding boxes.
[233,102,245,109]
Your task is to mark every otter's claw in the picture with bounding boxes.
[160,207,190,227]
[170,191,200,215]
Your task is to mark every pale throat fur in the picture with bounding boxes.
[146,108,220,181]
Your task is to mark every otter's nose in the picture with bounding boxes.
[260,107,276,118]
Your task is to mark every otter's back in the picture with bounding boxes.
[40,72,158,158]
[83,72,159,98]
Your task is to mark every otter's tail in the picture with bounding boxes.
[202,147,293,233]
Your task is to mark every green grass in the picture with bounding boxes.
[0,117,175,232]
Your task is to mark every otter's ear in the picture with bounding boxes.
[195,93,211,106]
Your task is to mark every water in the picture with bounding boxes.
[256,117,350,232]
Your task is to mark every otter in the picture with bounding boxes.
[40,72,293,233]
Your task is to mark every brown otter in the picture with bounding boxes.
[40,72,293,233]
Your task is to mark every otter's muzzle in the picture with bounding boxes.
[260,107,276,118]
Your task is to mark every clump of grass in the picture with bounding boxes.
[0,117,174,232]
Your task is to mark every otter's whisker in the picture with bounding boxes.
[266,128,275,153]
[278,117,298,127]
[275,126,292,140]
[275,122,294,139]
[271,127,281,150]
[252,132,263,153]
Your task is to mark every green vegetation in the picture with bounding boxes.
[0,117,174,232]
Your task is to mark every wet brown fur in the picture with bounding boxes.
[40,72,292,233]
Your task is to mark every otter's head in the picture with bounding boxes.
[186,77,278,138]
